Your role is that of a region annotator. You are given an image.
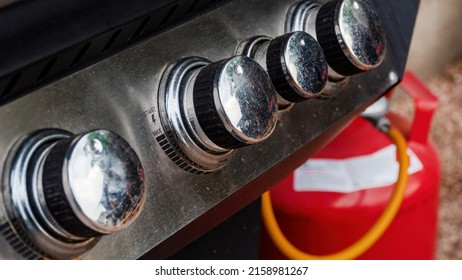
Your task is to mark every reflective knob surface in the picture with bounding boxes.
[266,31,328,102]
[192,56,278,149]
[316,0,386,75]
[40,129,145,237]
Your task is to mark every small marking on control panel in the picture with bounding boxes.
[155,133,208,175]
[0,221,41,260]
[142,107,157,118]
[152,128,163,137]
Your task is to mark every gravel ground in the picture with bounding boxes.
[391,59,462,259]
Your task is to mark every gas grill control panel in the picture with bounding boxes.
[0,0,417,259]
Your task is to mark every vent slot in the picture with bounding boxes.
[71,42,91,67]
[130,17,151,41]
[2,72,22,97]
[36,57,57,82]
[160,4,179,27]
[102,29,122,53]
[186,0,201,15]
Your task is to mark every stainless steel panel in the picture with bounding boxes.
[0,0,400,259]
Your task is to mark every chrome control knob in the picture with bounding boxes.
[3,129,145,259]
[240,32,328,103]
[287,0,386,76]
[158,55,278,173]
[188,56,278,149]
[36,130,145,239]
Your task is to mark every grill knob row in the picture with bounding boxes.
[287,0,386,77]
[159,0,388,171]
[2,0,388,259]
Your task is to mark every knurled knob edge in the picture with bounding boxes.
[193,60,249,150]
[266,33,308,103]
[316,0,364,76]
[41,139,100,238]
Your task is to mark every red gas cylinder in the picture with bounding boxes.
[260,72,440,259]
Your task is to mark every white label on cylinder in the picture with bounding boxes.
[293,145,423,193]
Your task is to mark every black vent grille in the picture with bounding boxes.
[0,0,230,105]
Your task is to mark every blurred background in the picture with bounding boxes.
[391,0,462,259]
